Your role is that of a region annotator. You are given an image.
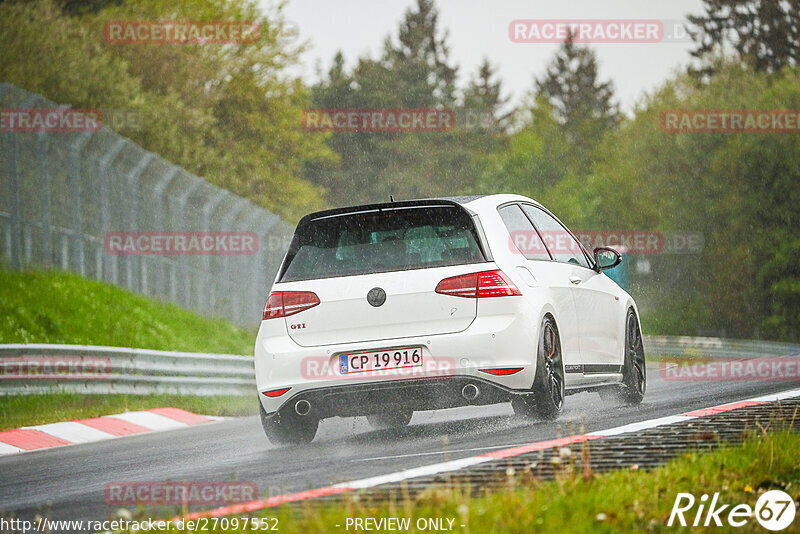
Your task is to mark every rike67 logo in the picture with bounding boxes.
[668,490,796,530]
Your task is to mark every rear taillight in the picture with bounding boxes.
[480,368,524,376]
[262,291,320,320]
[262,387,291,397]
[435,269,521,298]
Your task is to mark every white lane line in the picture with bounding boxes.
[592,415,698,437]
[0,442,24,455]
[26,422,115,444]
[334,388,800,491]
[350,388,800,460]
[110,411,188,431]
[351,443,534,462]
[180,387,800,520]
[337,456,493,490]
[745,387,800,403]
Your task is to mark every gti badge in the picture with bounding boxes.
[367,287,386,307]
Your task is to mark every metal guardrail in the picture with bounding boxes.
[0,344,255,396]
[0,336,796,396]
[644,335,798,359]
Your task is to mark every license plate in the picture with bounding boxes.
[339,347,423,374]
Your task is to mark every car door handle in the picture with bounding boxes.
[569,276,581,285]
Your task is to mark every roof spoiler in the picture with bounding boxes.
[297,199,467,226]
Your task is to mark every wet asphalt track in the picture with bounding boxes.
[1,367,797,522]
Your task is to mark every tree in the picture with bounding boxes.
[586,63,800,341]
[462,58,510,133]
[312,52,356,109]
[688,0,800,73]
[306,0,481,206]
[0,0,335,221]
[478,95,570,197]
[59,0,123,15]
[535,33,619,134]
[482,32,619,198]
[534,32,619,173]
[381,0,457,107]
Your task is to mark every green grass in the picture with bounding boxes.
[0,393,257,430]
[639,294,711,339]
[130,428,799,533]
[0,267,255,354]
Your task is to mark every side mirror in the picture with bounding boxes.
[594,247,622,271]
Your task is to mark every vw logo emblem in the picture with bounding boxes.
[367,287,386,307]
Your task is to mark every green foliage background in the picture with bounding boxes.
[1,0,797,341]
[0,0,333,222]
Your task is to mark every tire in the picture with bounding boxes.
[619,309,646,404]
[513,315,565,420]
[366,409,413,430]
[601,309,646,405]
[259,402,319,446]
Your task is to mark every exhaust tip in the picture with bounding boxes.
[461,383,480,402]
[294,399,311,416]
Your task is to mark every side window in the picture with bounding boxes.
[520,204,591,268]
[497,205,551,261]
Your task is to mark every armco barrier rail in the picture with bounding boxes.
[0,344,255,396]
[0,336,797,396]
[644,335,797,359]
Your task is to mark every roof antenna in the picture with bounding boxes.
[389,195,395,203]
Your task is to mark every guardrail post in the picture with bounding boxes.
[175,178,203,309]
[0,85,13,267]
[219,198,249,323]
[151,165,180,298]
[124,152,154,293]
[201,190,228,314]
[239,208,267,325]
[70,131,94,276]
[97,139,127,283]
[5,94,46,269]
[5,120,20,269]
[38,130,53,266]
[13,94,47,267]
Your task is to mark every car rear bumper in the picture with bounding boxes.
[264,375,525,419]
[255,303,539,416]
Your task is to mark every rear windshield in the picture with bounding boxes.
[279,205,487,282]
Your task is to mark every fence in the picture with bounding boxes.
[0,336,796,396]
[0,84,293,328]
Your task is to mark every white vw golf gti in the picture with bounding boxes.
[255,194,646,444]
